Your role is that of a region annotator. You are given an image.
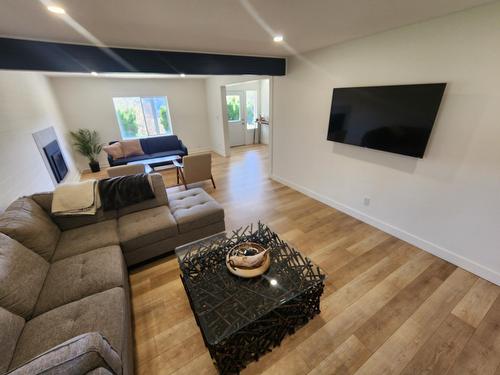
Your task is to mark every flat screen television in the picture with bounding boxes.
[327,83,446,158]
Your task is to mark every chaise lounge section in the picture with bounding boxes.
[0,174,225,374]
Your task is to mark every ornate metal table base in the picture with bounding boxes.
[208,283,323,374]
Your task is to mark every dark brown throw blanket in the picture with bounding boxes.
[98,174,155,211]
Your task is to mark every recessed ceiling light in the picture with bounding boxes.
[180,73,186,78]
[90,71,98,76]
[47,5,66,14]
[273,35,284,43]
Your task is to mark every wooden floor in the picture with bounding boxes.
[89,145,500,374]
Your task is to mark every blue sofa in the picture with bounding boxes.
[107,135,188,167]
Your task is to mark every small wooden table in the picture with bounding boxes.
[128,155,181,173]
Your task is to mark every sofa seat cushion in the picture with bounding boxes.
[33,246,126,317]
[168,188,225,233]
[0,197,60,261]
[9,288,126,371]
[118,206,178,253]
[150,150,185,159]
[52,220,119,262]
[114,154,151,164]
[0,233,49,319]
[0,307,25,374]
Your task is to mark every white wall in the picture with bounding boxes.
[260,79,270,119]
[272,2,500,284]
[0,71,78,210]
[49,77,211,171]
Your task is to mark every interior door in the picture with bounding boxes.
[226,91,246,147]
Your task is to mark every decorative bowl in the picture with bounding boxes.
[225,242,270,278]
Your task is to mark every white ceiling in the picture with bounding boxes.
[0,0,495,57]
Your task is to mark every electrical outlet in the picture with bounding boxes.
[363,197,371,206]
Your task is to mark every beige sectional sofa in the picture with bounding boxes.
[0,173,225,374]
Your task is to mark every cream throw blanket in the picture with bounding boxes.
[51,179,101,216]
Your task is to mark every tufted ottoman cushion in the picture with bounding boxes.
[168,188,224,233]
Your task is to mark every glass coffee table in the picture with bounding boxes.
[176,223,326,374]
[128,154,180,173]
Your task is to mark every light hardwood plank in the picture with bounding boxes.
[354,258,457,352]
[400,314,474,375]
[448,295,500,375]
[354,268,477,375]
[308,335,371,375]
[452,278,500,328]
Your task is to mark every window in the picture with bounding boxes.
[226,95,241,122]
[112,96,173,139]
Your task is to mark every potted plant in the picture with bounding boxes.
[70,129,103,172]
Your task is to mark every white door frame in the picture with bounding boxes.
[268,77,274,177]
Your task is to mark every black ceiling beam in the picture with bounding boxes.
[0,37,286,76]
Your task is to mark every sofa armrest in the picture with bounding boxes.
[8,332,122,375]
[179,139,188,156]
[107,141,119,167]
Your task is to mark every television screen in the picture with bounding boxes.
[327,83,446,158]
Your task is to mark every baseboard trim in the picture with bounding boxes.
[191,147,213,154]
[271,174,500,286]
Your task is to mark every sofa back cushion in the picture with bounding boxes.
[103,142,125,160]
[0,307,25,374]
[0,197,61,261]
[30,192,118,231]
[141,135,180,155]
[30,192,53,214]
[183,153,212,183]
[117,173,169,217]
[119,140,144,158]
[0,233,49,319]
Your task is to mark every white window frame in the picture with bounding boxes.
[112,96,173,140]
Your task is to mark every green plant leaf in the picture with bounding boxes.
[70,128,103,163]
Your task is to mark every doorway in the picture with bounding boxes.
[226,91,245,147]
[225,80,267,148]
